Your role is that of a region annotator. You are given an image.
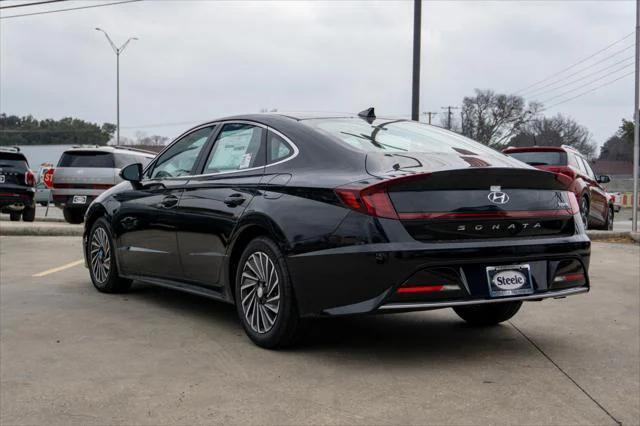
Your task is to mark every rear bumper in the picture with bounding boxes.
[52,189,101,208]
[378,286,588,312]
[0,190,35,210]
[287,233,591,317]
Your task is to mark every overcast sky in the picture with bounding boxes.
[0,0,636,147]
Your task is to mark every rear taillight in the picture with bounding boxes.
[25,170,35,187]
[335,185,398,219]
[568,192,580,215]
[335,174,429,219]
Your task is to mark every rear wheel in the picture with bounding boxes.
[63,207,84,224]
[88,218,132,293]
[579,196,589,230]
[235,237,306,348]
[22,206,35,222]
[9,211,21,221]
[454,301,522,326]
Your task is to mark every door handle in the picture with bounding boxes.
[224,193,246,207]
[159,195,179,209]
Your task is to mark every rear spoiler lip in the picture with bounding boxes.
[371,167,572,192]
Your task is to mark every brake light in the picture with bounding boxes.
[25,170,35,187]
[568,192,580,215]
[396,284,460,294]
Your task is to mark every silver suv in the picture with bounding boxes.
[53,146,155,223]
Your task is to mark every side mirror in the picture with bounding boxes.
[120,163,143,184]
[597,175,611,184]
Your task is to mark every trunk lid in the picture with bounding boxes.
[365,154,576,241]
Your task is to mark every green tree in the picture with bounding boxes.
[599,119,634,161]
[0,113,115,146]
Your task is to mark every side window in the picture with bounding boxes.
[267,132,294,164]
[582,158,596,180]
[574,155,588,176]
[203,123,264,174]
[149,126,214,179]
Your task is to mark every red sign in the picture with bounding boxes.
[43,168,54,189]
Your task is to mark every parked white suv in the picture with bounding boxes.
[53,146,155,223]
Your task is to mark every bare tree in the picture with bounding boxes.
[509,114,596,159]
[460,89,541,148]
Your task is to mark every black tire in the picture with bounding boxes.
[9,211,21,221]
[234,237,307,349]
[22,206,35,222]
[63,207,84,224]
[39,202,48,207]
[579,196,589,230]
[87,218,132,293]
[454,301,522,326]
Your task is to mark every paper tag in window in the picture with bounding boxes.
[239,153,252,169]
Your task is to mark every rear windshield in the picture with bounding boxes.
[507,151,567,166]
[307,118,501,157]
[114,153,154,169]
[0,152,28,169]
[58,151,115,168]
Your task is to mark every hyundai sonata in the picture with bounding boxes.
[83,110,590,348]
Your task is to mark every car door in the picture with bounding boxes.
[176,122,267,287]
[579,157,607,223]
[115,125,216,280]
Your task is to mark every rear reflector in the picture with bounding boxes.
[396,284,459,294]
[553,273,585,283]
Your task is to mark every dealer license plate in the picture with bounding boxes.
[72,195,87,204]
[486,264,534,297]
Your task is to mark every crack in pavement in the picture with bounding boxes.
[510,322,622,425]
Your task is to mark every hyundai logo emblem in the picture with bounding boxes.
[488,191,510,204]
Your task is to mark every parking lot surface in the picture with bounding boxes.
[0,236,638,425]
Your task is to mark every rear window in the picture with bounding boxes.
[507,151,567,166]
[0,152,28,169]
[114,153,154,169]
[58,151,115,168]
[307,118,500,157]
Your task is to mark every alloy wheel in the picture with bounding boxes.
[90,227,111,284]
[240,251,281,334]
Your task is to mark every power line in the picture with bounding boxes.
[539,65,634,104]
[530,59,634,100]
[514,32,635,94]
[0,0,67,9]
[541,71,634,112]
[0,0,142,19]
[524,47,635,97]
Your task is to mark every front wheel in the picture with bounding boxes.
[88,218,132,293]
[454,301,522,326]
[235,237,306,349]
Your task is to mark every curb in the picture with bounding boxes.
[0,225,83,237]
[587,230,639,243]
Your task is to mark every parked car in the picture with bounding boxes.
[0,147,36,222]
[608,192,622,213]
[83,111,591,348]
[35,182,51,206]
[503,145,614,230]
[53,146,155,224]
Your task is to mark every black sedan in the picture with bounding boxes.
[83,110,590,348]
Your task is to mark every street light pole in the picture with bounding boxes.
[633,0,639,232]
[411,0,421,121]
[95,28,138,146]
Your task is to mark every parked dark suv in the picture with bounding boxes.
[503,145,613,230]
[0,147,36,222]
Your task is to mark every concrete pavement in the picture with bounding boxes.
[0,237,638,425]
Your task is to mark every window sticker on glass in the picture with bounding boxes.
[239,153,252,169]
